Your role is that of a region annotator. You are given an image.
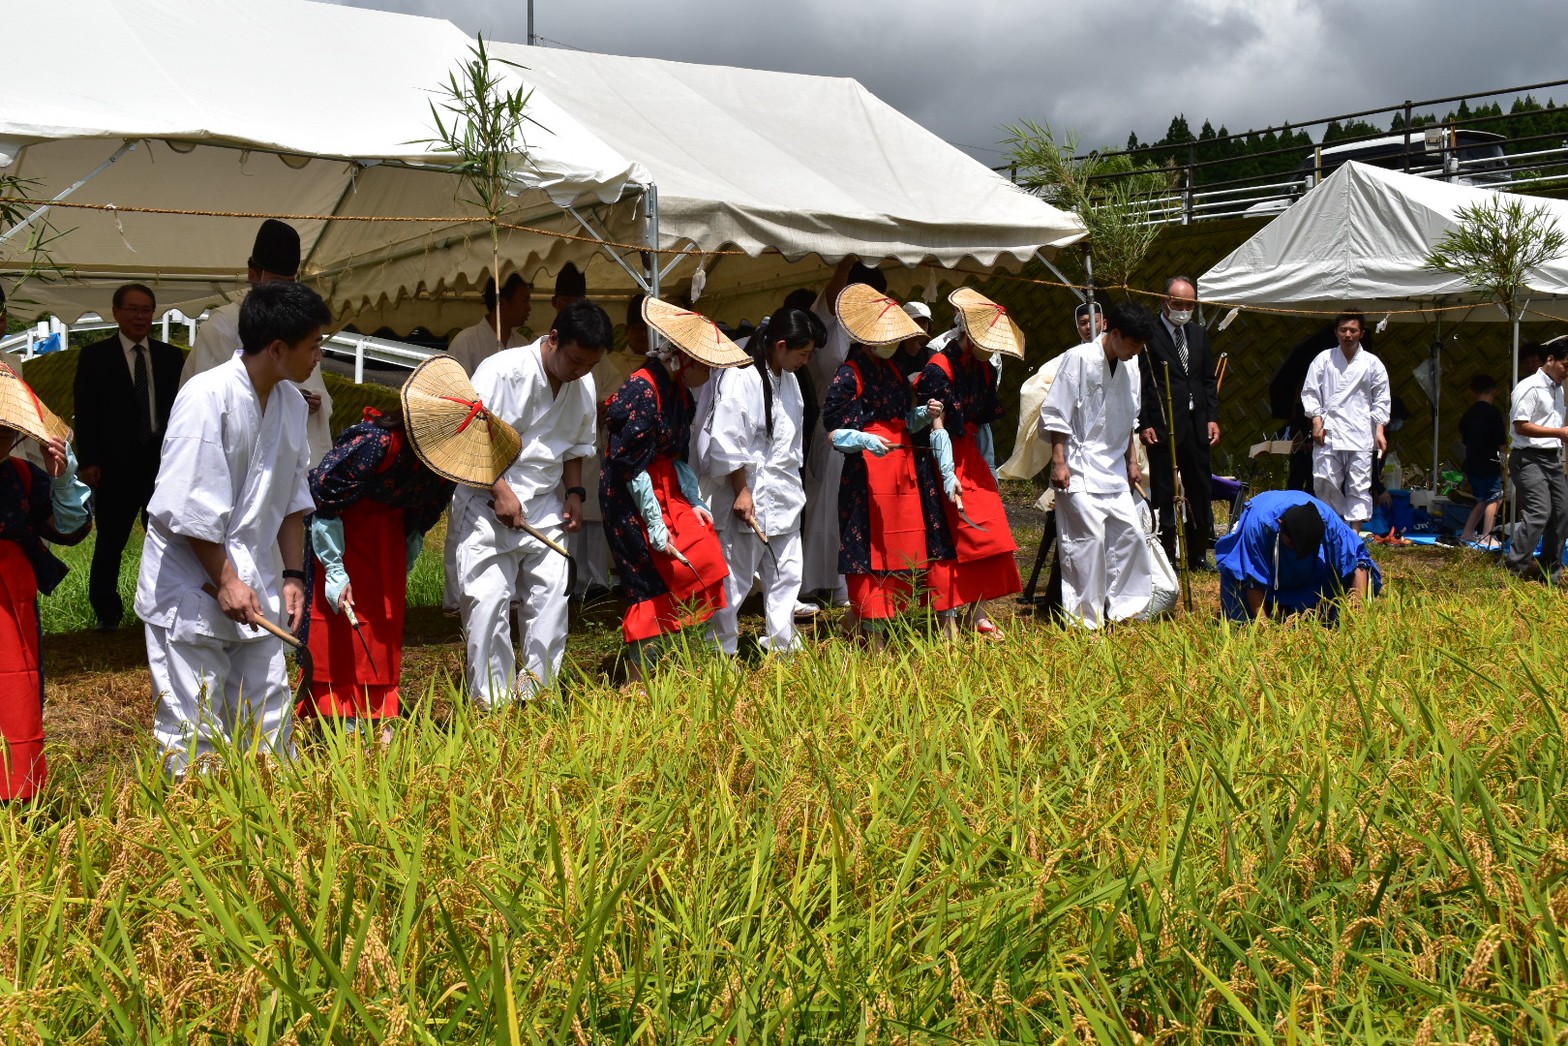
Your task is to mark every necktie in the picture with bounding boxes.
[133,345,152,443]
[1173,324,1189,374]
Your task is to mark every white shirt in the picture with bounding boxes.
[454,339,596,545]
[998,347,1069,481]
[703,363,807,537]
[1510,368,1567,451]
[1299,343,1391,452]
[135,357,314,642]
[1039,338,1142,495]
[183,299,334,465]
[117,330,159,432]
[447,318,525,376]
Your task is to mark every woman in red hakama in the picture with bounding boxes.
[0,370,92,801]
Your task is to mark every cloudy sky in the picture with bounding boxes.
[328,0,1566,162]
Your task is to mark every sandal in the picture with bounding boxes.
[974,618,1006,641]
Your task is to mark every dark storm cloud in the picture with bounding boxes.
[325,0,1568,160]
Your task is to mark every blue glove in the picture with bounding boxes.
[406,530,425,575]
[930,427,961,499]
[906,403,935,433]
[49,444,92,533]
[629,471,670,551]
[310,515,351,613]
[830,429,892,457]
[673,458,710,513]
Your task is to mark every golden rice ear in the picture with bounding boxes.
[948,287,1025,359]
[834,284,924,347]
[400,355,521,489]
[641,297,751,369]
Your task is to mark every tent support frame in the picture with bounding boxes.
[0,139,139,245]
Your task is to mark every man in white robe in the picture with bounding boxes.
[181,220,334,465]
[456,300,611,706]
[441,273,532,611]
[1299,313,1391,527]
[703,313,817,654]
[137,282,330,776]
[446,273,532,376]
[1040,301,1158,629]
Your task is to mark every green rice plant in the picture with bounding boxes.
[5,549,1568,1042]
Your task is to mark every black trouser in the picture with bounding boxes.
[1506,447,1568,581]
[88,466,155,627]
[1149,435,1214,569]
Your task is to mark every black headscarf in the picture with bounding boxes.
[1280,503,1325,560]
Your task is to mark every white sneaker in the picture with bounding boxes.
[793,601,820,620]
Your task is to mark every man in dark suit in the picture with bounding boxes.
[74,283,184,629]
[1139,276,1221,570]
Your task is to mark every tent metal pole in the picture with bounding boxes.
[565,204,651,293]
[1035,250,1085,304]
[0,140,138,245]
[646,184,661,301]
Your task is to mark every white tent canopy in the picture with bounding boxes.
[0,0,645,321]
[334,44,1086,329]
[1200,161,1568,321]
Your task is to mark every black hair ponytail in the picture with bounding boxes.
[747,306,827,440]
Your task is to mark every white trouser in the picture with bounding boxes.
[458,528,570,707]
[710,526,804,655]
[146,623,293,777]
[1056,489,1152,629]
[567,522,612,594]
[801,449,847,600]
[442,507,461,611]
[1312,446,1373,524]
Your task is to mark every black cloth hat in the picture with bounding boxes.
[249,219,300,277]
[555,262,587,298]
[1280,503,1325,560]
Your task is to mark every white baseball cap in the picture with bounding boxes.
[901,300,932,324]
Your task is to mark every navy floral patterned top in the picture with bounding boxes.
[309,412,455,536]
[600,358,693,604]
[823,346,948,573]
[0,456,91,595]
[915,342,1004,439]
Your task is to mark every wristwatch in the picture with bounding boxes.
[565,486,588,500]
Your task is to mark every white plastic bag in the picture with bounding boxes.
[1136,496,1180,620]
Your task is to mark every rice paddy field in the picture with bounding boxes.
[4,512,1567,1044]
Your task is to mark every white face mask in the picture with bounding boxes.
[1167,308,1194,326]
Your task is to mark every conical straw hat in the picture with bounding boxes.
[400,355,521,489]
[949,287,1026,359]
[0,364,71,445]
[834,283,924,347]
[642,297,752,368]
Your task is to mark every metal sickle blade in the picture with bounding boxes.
[955,503,990,532]
[668,545,704,584]
[344,604,379,675]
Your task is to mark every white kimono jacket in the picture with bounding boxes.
[454,340,596,545]
[447,319,525,377]
[1038,339,1142,495]
[1299,344,1391,452]
[182,299,334,464]
[702,363,807,538]
[135,357,314,643]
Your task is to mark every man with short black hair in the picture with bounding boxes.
[74,283,184,629]
[181,220,334,464]
[1139,276,1220,569]
[456,298,612,706]
[138,281,331,777]
[448,273,531,375]
[1505,343,1568,582]
[1040,301,1159,628]
[1300,313,1390,528]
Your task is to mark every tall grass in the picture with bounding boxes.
[5,554,1567,1042]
